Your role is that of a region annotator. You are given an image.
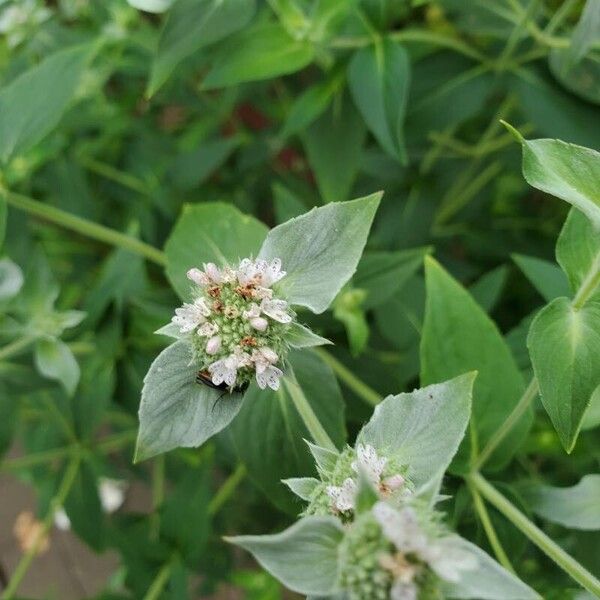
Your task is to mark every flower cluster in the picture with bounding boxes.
[0,0,50,48]
[171,258,293,391]
[301,443,411,518]
[340,502,477,600]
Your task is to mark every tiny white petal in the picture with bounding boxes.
[261,298,292,324]
[326,478,356,512]
[259,346,278,364]
[373,503,428,554]
[250,317,268,331]
[203,262,222,284]
[390,581,418,600]
[383,474,406,492]
[243,303,261,319]
[187,267,209,286]
[206,336,221,355]
[352,443,387,485]
[255,365,283,391]
[99,479,127,514]
[198,322,219,337]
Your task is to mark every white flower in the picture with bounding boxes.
[198,322,219,337]
[261,258,287,287]
[326,478,357,512]
[255,365,283,391]
[203,262,223,284]
[260,298,292,323]
[390,581,418,600]
[382,474,406,493]
[373,502,477,587]
[206,336,221,355]
[250,317,268,331]
[208,353,240,387]
[236,258,286,288]
[352,444,387,486]
[172,298,210,333]
[187,267,210,286]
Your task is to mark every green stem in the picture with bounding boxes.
[572,254,600,310]
[468,473,600,596]
[475,378,539,471]
[143,558,174,600]
[467,479,515,574]
[150,455,165,539]
[284,377,337,451]
[314,348,382,407]
[79,156,152,195]
[2,190,166,266]
[1,457,81,600]
[208,464,247,515]
[0,335,37,362]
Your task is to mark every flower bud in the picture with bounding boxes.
[187,268,208,286]
[250,317,268,331]
[206,336,222,355]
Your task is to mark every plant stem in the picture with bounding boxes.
[150,455,165,539]
[314,348,382,406]
[143,558,174,600]
[474,378,539,471]
[0,335,37,362]
[284,377,337,451]
[208,464,247,515]
[572,254,600,310]
[2,190,166,266]
[467,479,515,574]
[1,457,80,600]
[468,473,600,596]
[79,155,152,195]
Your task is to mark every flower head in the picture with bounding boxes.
[170,258,294,391]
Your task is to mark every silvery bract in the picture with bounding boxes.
[284,373,476,515]
[135,193,381,461]
[230,375,540,600]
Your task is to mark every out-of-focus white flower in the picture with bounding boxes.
[352,443,387,486]
[55,479,127,531]
[260,298,292,323]
[326,478,357,513]
[0,0,51,48]
[206,335,221,355]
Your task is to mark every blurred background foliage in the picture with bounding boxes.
[0,0,598,598]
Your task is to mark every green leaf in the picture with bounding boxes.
[228,350,345,513]
[258,193,381,314]
[285,322,331,348]
[202,23,314,90]
[148,0,256,96]
[127,0,174,12]
[64,460,106,550]
[527,297,600,452]
[0,44,91,164]
[272,183,307,223]
[0,196,6,249]
[348,39,410,163]
[557,208,600,302]
[442,536,540,599]
[521,475,600,530]
[333,289,369,356]
[227,516,344,596]
[582,386,600,430]
[357,373,475,491]
[421,258,531,471]
[164,202,268,300]
[517,136,600,228]
[281,75,341,139]
[469,265,509,313]
[512,254,571,302]
[282,476,320,501]
[566,0,600,67]
[135,341,244,461]
[0,258,24,301]
[34,338,80,396]
[302,94,366,203]
[354,247,430,309]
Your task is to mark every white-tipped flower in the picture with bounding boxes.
[206,336,221,355]
[171,298,210,333]
[260,298,292,323]
[255,364,283,391]
[250,317,268,331]
[326,478,357,513]
[352,443,387,486]
[236,258,286,288]
[203,262,222,284]
[187,267,210,286]
[208,354,240,387]
[198,322,219,337]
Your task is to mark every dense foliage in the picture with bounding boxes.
[0,0,599,599]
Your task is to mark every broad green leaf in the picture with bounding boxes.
[282,477,320,501]
[148,0,256,96]
[421,258,531,470]
[0,45,91,164]
[202,23,314,90]
[442,537,540,599]
[227,349,345,513]
[512,254,570,302]
[281,75,341,139]
[348,39,410,163]
[354,247,430,309]
[285,322,331,348]
[127,0,174,12]
[34,338,80,396]
[64,460,106,550]
[0,258,24,301]
[0,196,5,249]
[521,475,600,530]
[557,208,600,302]
[302,94,366,203]
[227,516,344,596]
[358,373,475,491]
[135,341,244,461]
[527,298,600,452]
[164,202,268,300]
[258,193,381,314]
[516,136,600,228]
[582,386,600,430]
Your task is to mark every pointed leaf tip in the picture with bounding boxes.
[500,120,525,144]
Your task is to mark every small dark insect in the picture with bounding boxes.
[196,370,249,411]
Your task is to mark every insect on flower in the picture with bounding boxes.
[195,369,249,394]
